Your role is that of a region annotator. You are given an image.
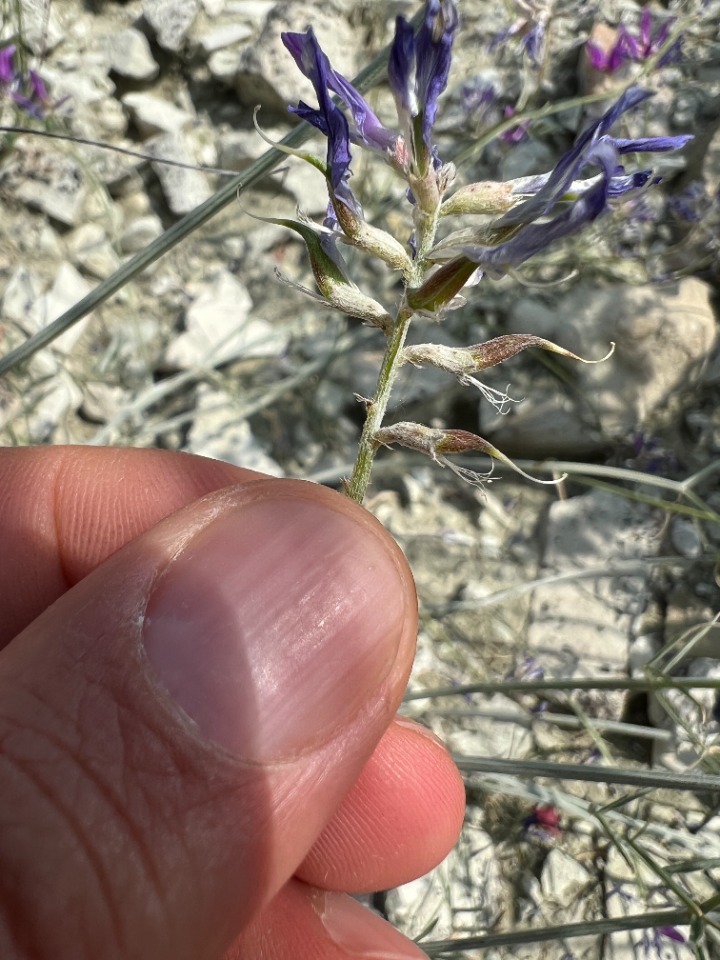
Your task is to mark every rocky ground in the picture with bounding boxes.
[1,0,720,957]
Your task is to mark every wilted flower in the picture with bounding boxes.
[434,88,692,282]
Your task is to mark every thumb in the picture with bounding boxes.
[0,479,416,960]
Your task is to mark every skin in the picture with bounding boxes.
[0,446,465,960]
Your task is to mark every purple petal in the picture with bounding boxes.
[640,7,653,50]
[0,44,16,85]
[281,29,361,214]
[28,68,47,102]
[283,29,395,154]
[585,40,609,71]
[611,134,694,153]
[462,175,609,275]
[388,15,418,134]
[415,0,458,157]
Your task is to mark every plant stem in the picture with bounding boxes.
[345,306,414,503]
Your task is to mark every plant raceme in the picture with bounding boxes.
[260,0,691,504]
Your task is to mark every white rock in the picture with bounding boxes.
[143,0,200,52]
[669,518,703,559]
[444,694,533,759]
[501,278,716,462]
[15,154,86,227]
[0,267,42,323]
[67,223,120,279]
[187,386,284,474]
[24,263,93,355]
[164,269,288,369]
[233,1,358,113]
[651,658,720,771]
[120,215,164,253]
[527,491,659,719]
[200,0,226,14]
[9,0,63,52]
[26,372,84,443]
[225,0,275,21]
[198,22,253,54]
[540,849,593,908]
[216,127,329,212]
[122,92,194,137]
[147,132,212,215]
[108,28,159,81]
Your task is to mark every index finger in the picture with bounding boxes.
[0,445,265,647]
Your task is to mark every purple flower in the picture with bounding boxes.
[388,0,458,173]
[280,28,364,216]
[500,105,530,144]
[586,7,682,74]
[457,88,692,276]
[0,43,53,118]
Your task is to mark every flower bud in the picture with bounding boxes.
[333,201,412,274]
[406,256,479,312]
[440,181,516,217]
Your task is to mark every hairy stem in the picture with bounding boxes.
[345,306,414,503]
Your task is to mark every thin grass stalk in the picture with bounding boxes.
[454,755,720,791]
[420,908,690,955]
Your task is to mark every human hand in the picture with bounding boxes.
[0,447,464,959]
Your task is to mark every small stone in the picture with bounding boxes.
[540,850,593,908]
[24,263,93,355]
[147,132,212,215]
[81,382,127,424]
[164,269,288,369]
[669,517,703,559]
[109,28,159,82]
[122,92,194,138]
[197,22,253,55]
[143,0,200,52]
[187,386,284,474]
[67,223,121,279]
[1,267,42,324]
[15,154,86,227]
[120,215,164,253]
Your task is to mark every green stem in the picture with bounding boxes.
[345,306,414,503]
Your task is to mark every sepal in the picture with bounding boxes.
[247,209,391,328]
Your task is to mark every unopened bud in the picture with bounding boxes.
[406,256,478,312]
[440,181,516,217]
[334,201,411,274]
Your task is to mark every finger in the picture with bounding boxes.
[226,879,428,960]
[0,446,464,898]
[0,445,263,647]
[0,479,417,960]
[298,718,465,892]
